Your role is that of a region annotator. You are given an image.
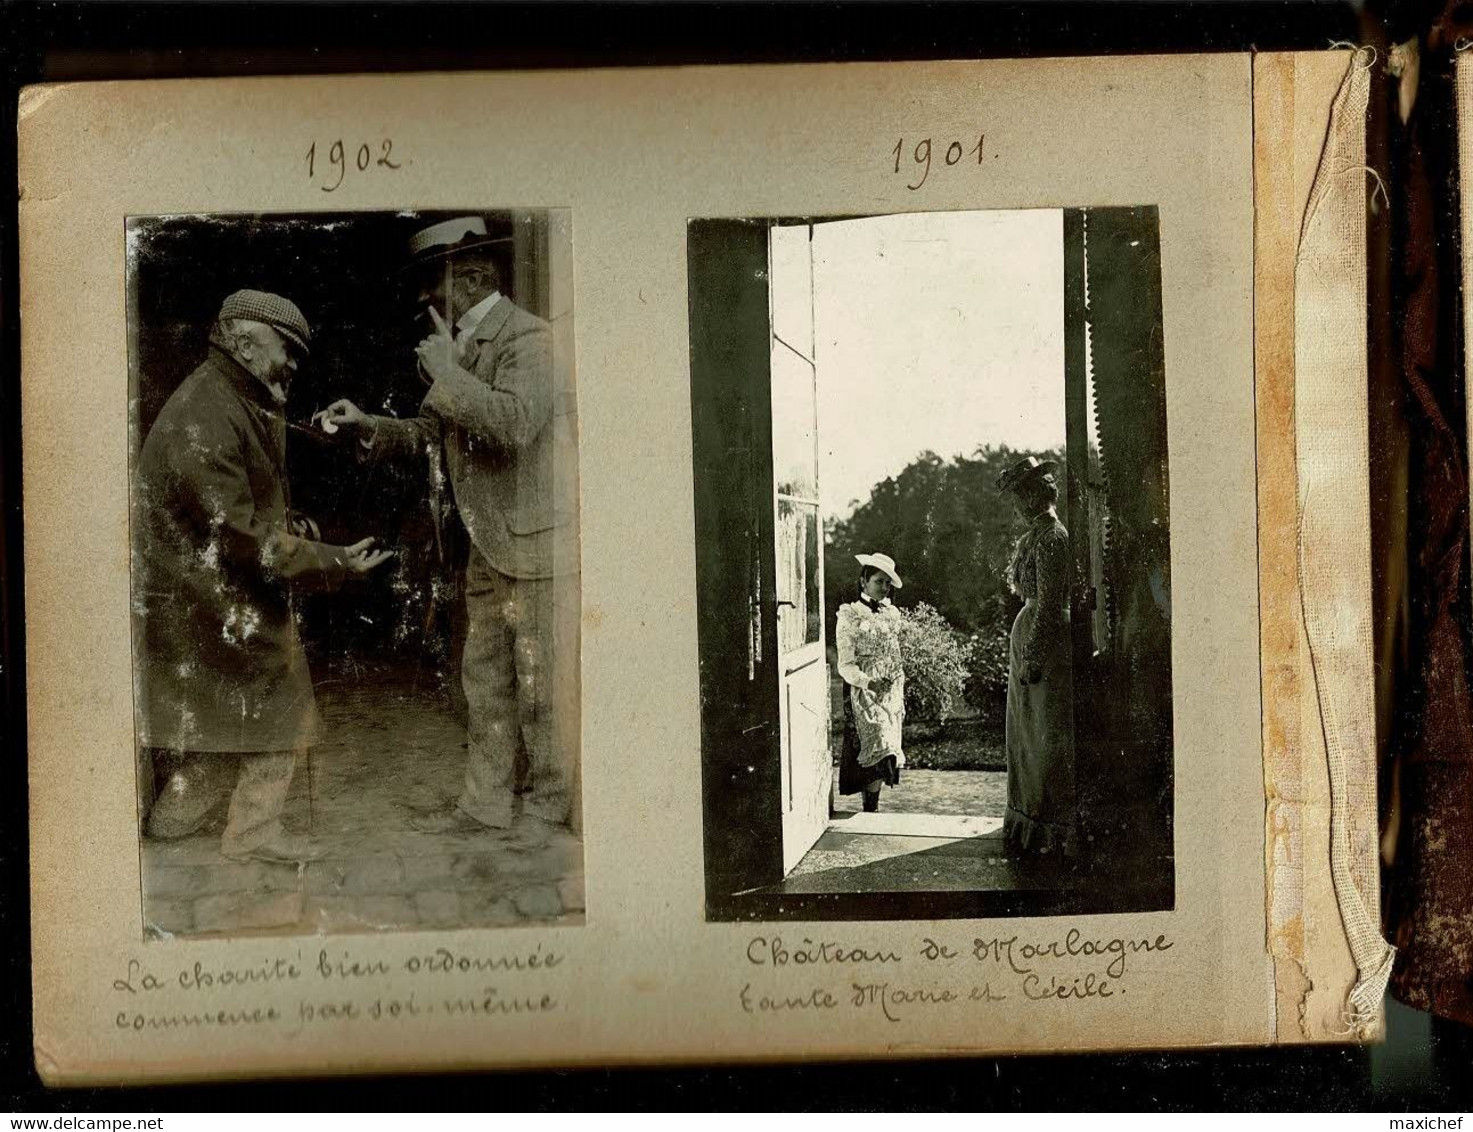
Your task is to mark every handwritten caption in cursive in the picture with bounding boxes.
[110,943,564,1037]
[739,928,1174,1024]
[891,135,992,190]
[305,140,404,193]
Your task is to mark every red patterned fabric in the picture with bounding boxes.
[1384,17,1473,1028]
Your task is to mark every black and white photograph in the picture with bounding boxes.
[126,209,582,936]
[690,208,1173,920]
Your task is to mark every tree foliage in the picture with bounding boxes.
[825,444,1064,721]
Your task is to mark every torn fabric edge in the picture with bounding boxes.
[1293,47,1396,1039]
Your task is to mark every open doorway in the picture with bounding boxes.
[806,209,1065,879]
[690,207,1173,921]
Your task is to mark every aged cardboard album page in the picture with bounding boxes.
[17,51,1377,1082]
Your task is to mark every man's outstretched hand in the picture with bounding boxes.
[343,537,394,575]
[316,399,369,436]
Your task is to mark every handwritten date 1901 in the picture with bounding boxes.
[306,140,403,193]
[891,135,988,190]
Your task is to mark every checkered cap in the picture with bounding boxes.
[218,289,311,357]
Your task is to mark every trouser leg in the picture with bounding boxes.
[219,751,298,857]
[145,752,235,840]
[557,572,582,833]
[446,578,470,729]
[517,571,579,828]
[458,551,519,829]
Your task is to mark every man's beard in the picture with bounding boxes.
[245,354,291,405]
[449,279,485,324]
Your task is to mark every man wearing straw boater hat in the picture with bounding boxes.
[322,217,579,839]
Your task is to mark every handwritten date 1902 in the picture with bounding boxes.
[306,140,403,193]
[891,135,988,190]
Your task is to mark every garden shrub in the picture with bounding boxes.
[896,602,969,723]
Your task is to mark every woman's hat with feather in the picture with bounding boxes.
[996,454,1059,495]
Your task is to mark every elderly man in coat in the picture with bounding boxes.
[322,217,579,839]
[135,289,392,864]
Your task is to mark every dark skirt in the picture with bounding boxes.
[838,682,901,795]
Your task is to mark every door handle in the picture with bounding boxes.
[771,599,797,610]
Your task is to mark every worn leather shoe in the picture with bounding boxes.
[409,805,502,835]
[223,832,324,865]
[506,813,559,848]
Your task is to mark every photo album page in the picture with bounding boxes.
[17,50,1383,1082]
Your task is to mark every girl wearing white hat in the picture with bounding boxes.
[835,552,907,812]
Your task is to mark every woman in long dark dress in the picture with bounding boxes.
[836,553,906,813]
[997,456,1077,856]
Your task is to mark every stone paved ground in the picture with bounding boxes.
[783,825,1076,893]
[785,768,1064,892]
[141,669,583,938]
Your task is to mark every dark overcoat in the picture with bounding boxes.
[133,346,351,753]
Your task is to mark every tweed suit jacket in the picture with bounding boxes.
[368,296,578,580]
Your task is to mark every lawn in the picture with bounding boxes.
[829,716,1005,772]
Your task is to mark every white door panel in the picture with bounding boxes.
[770,223,831,875]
